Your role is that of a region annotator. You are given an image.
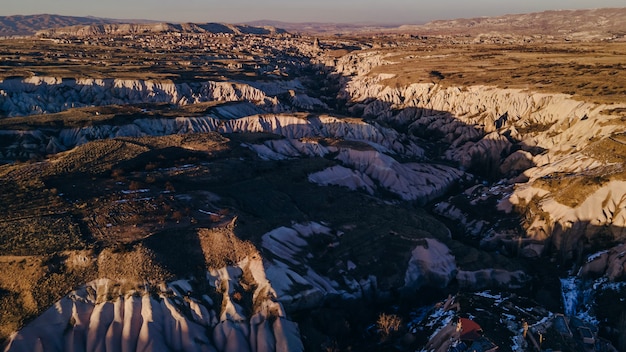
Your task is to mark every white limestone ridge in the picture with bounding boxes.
[5,256,304,352]
[508,181,626,259]
[0,77,307,117]
[2,111,463,204]
[0,112,421,157]
[328,50,626,263]
[331,52,624,160]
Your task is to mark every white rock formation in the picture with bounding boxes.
[0,77,284,117]
[404,239,457,289]
[0,111,421,158]
[580,243,626,281]
[308,166,376,194]
[260,223,350,311]
[509,181,626,260]
[5,256,304,352]
[402,238,528,291]
[328,50,626,262]
[335,148,462,204]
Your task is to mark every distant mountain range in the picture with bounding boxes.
[0,15,399,36]
[0,14,285,37]
[241,20,401,34]
[0,14,137,36]
[248,7,626,37]
[35,22,286,37]
[402,7,626,39]
[2,8,626,37]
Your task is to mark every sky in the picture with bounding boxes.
[2,0,625,24]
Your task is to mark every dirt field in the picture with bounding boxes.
[365,41,626,104]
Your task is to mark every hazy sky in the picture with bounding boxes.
[2,0,625,24]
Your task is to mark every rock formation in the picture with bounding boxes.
[5,258,303,352]
[327,50,626,265]
[0,78,286,117]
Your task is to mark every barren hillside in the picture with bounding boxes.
[400,7,626,40]
[0,14,130,37]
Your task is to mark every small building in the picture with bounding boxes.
[459,318,498,352]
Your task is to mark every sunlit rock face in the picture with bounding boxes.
[0,77,287,117]
[5,259,304,352]
[329,50,626,264]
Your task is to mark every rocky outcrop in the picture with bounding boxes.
[261,223,356,311]
[0,77,285,117]
[0,112,421,158]
[329,50,626,263]
[5,257,304,352]
[308,166,376,194]
[580,243,626,281]
[403,239,529,291]
[239,125,462,203]
[334,148,462,204]
[404,239,457,290]
[509,181,626,261]
[260,225,526,309]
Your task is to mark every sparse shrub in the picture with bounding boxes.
[377,313,402,340]
[172,211,184,223]
[198,226,258,269]
[429,70,445,81]
[111,168,124,180]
